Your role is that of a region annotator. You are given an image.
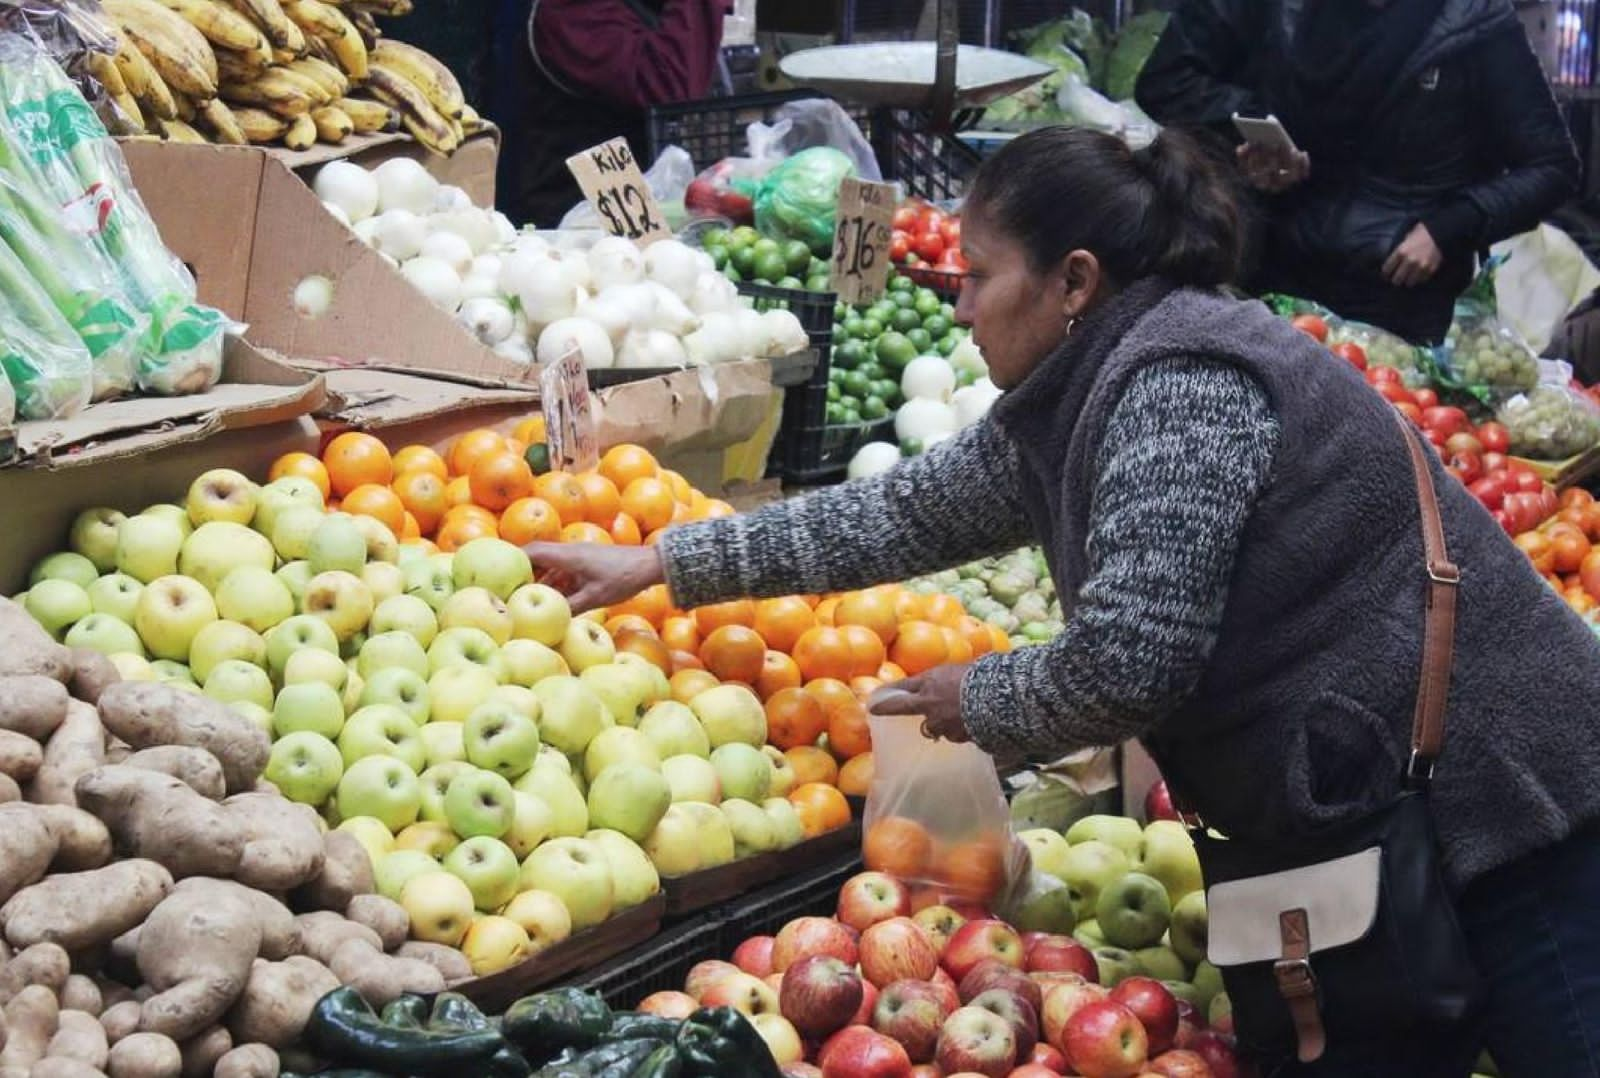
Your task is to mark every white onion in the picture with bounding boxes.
[432,184,473,213]
[493,337,534,365]
[762,309,807,357]
[693,249,715,275]
[557,248,593,292]
[734,308,770,360]
[588,237,645,292]
[642,283,700,336]
[470,254,502,280]
[429,209,498,255]
[491,212,518,247]
[293,274,333,319]
[500,251,579,329]
[902,356,957,403]
[847,441,901,480]
[371,210,427,261]
[458,297,515,345]
[644,238,700,300]
[895,398,959,444]
[684,312,742,366]
[537,317,614,369]
[373,157,439,215]
[313,160,379,222]
[322,201,351,228]
[420,230,474,275]
[576,293,635,346]
[952,379,1003,428]
[950,337,988,379]
[352,216,381,246]
[689,272,738,316]
[617,330,688,369]
[400,256,462,312]
[511,234,551,260]
[459,273,500,301]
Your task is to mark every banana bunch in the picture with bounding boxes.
[83,0,470,154]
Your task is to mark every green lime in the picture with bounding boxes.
[809,257,830,278]
[871,378,900,402]
[889,275,915,293]
[876,332,917,371]
[891,291,916,309]
[752,237,780,258]
[861,396,889,420]
[935,335,958,357]
[782,240,813,276]
[827,382,842,402]
[731,246,757,277]
[754,251,788,284]
[956,368,980,387]
[859,360,886,382]
[728,225,759,249]
[524,442,551,476]
[826,402,850,424]
[840,404,862,424]
[776,275,805,290]
[939,302,956,319]
[835,302,851,322]
[923,315,952,340]
[702,227,730,248]
[723,264,742,283]
[890,308,923,334]
[806,274,832,292]
[901,438,924,457]
[906,328,933,353]
[856,318,884,340]
[841,316,864,339]
[842,370,872,398]
[704,244,729,270]
[870,301,898,323]
[833,339,868,369]
[914,292,942,318]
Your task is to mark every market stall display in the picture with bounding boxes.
[909,549,1063,649]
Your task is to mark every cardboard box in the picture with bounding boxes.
[275,127,500,209]
[317,366,539,446]
[120,138,536,389]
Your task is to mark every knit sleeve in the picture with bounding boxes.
[657,418,1034,609]
[961,358,1279,761]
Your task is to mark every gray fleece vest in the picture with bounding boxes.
[1001,285,1600,890]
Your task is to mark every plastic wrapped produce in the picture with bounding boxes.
[1437,258,1540,395]
[0,229,94,418]
[1498,382,1600,460]
[752,146,855,257]
[1328,319,1430,387]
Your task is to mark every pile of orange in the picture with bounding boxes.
[1513,487,1600,616]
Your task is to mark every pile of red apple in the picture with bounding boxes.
[637,871,1247,1078]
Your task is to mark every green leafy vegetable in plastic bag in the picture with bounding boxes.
[753,146,855,256]
[1104,11,1169,101]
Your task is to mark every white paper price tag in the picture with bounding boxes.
[830,177,896,305]
[540,346,598,474]
[565,137,671,246]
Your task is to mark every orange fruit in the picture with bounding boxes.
[615,629,673,673]
[506,438,529,458]
[606,615,657,638]
[693,599,756,634]
[392,471,448,534]
[789,783,851,837]
[599,444,659,492]
[269,452,331,500]
[533,472,588,525]
[786,746,840,788]
[342,483,406,534]
[499,497,563,545]
[849,676,884,702]
[1561,487,1595,511]
[670,649,705,672]
[893,591,926,623]
[444,475,474,509]
[609,513,643,546]
[513,416,547,445]
[448,429,507,478]
[561,522,614,545]
[941,626,975,665]
[792,626,855,683]
[323,432,392,497]
[392,445,448,481]
[755,651,803,700]
[660,616,700,654]
[840,624,887,678]
[957,616,994,658]
[700,499,736,519]
[610,584,672,628]
[878,662,909,682]
[765,687,827,750]
[576,473,622,528]
[643,528,670,547]
[752,597,816,654]
[814,597,840,626]
[827,697,872,759]
[864,816,933,878]
[1551,528,1592,575]
[443,503,498,529]
[670,501,693,526]
[985,626,1012,654]
[621,477,676,534]
[437,514,497,551]
[934,837,1008,903]
[670,668,721,704]
[922,593,967,629]
[835,590,899,647]
[699,625,766,684]
[1515,532,1554,573]
[891,621,950,676]
[400,512,422,541]
[658,469,693,504]
[806,678,859,722]
[838,752,874,797]
[469,450,536,512]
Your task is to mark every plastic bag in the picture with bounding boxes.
[1056,74,1159,147]
[862,712,1032,912]
[1436,257,1541,396]
[684,120,789,223]
[769,98,879,182]
[0,230,94,419]
[1491,225,1600,355]
[1265,293,1433,386]
[1497,364,1600,460]
[753,145,856,257]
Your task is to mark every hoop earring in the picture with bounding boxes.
[1064,316,1081,338]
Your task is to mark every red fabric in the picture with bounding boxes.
[534,0,728,110]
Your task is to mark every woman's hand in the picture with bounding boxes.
[526,542,665,613]
[1237,143,1310,193]
[868,664,972,743]
[1383,223,1444,288]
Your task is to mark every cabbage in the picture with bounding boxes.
[753,148,856,256]
[1104,11,1169,101]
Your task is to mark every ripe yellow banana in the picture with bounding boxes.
[283,112,316,150]
[148,0,266,55]
[283,0,365,79]
[114,30,180,121]
[223,0,300,53]
[160,118,207,143]
[275,64,334,105]
[171,92,196,122]
[104,0,219,99]
[365,64,455,153]
[219,69,313,115]
[335,95,397,133]
[311,104,352,143]
[370,39,461,120]
[192,97,245,143]
[348,8,378,47]
[229,104,287,142]
[88,52,147,133]
[290,55,347,98]
[214,46,271,84]
[459,102,483,133]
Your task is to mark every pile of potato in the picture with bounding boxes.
[0,596,468,1078]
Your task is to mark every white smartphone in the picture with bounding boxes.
[1231,113,1301,156]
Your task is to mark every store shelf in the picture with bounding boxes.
[561,916,724,1010]
[662,821,861,918]
[705,849,864,953]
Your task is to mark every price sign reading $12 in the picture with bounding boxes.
[540,346,599,475]
[830,177,896,305]
[565,138,671,246]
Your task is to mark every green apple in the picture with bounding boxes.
[133,575,218,661]
[361,667,429,725]
[443,835,520,911]
[642,803,702,877]
[361,562,405,605]
[230,700,274,735]
[496,639,566,687]
[303,571,375,642]
[1066,815,1144,859]
[531,676,608,755]
[505,790,555,858]
[64,613,144,657]
[399,870,473,946]
[762,798,805,850]
[1059,839,1132,922]
[506,583,571,646]
[762,747,796,798]
[186,468,258,526]
[1192,960,1224,1015]
[180,522,274,593]
[1135,821,1204,904]
[465,701,542,780]
[536,745,572,774]
[501,889,572,954]
[274,681,346,739]
[583,727,660,782]
[460,915,530,976]
[585,828,660,909]
[489,684,539,719]
[205,659,275,710]
[336,756,421,832]
[518,837,614,929]
[109,653,156,681]
[661,754,720,804]
[1169,889,1207,965]
[1021,828,1075,882]
[337,815,398,866]
[1074,919,1106,950]
[397,542,432,566]
[342,668,366,715]
[678,802,736,867]
[419,721,466,767]
[188,620,267,683]
[352,515,399,565]
[265,730,344,805]
[357,631,429,681]
[444,768,516,838]
[586,763,670,842]
[395,820,460,859]
[270,506,324,562]
[378,848,443,900]
[690,685,766,748]
[148,659,196,686]
[140,503,193,538]
[429,665,500,726]
[419,761,475,822]
[30,551,100,590]
[86,573,142,623]
[579,663,656,727]
[558,619,615,673]
[403,555,455,612]
[719,798,777,858]
[638,701,710,760]
[308,514,368,576]
[339,705,425,771]
[1093,946,1140,987]
[26,579,91,638]
[711,743,772,803]
[214,567,294,634]
[69,507,127,572]
[371,594,439,647]
[254,476,324,537]
[277,561,313,607]
[1131,945,1187,982]
[1011,874,1078,934]
[440,587,514,645]
[452,537,533,599]
[613,654,670,706]
[1095,871,1171,951]
[428,627,503,678]
[115,514,185,584]
[1209,991,1232,1030]
[284,647,349,692]
[513,757,589,838]
[265,615,341,680]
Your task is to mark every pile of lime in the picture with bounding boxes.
[701,226,832,290]
[826,275,971,426]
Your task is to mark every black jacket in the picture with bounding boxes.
[1136,0,1580,343]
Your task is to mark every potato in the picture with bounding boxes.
[0,732,41,783]
[29,1058,111,1078]
[108,1032,181,1078]
[0,676,68,742]
[95,685,269,795]
[223,794,325,892]
[120,749,224,802]
[67,649,120,707]
[0,773,19,804]
[135,880,260,1041]
[328,939,444,1008]
[34,806,112,872]
[61,974,104,1016]
[48,1008,109,1069]
[99,1002,140,1045]
[0,943,69,1005]
[27,702,104,807]
[0,805,55,906]
[178,1025,231,1078]
[171,880,297,962]
[0,984,58,1069]
[73,768,244,879]
[292,913,379,967]
[225,956,338,1049]
[212,1043,277,1078]
[290,830,373,913]
[344,894,408,953]
[394,941,473,983]
[0,600,72,682]
[0,860,172,953]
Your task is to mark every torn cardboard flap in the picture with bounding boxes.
[595,360,773,454]
[318,367,538,430]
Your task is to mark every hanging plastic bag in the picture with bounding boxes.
[862,711,1032,913]
[685,119,791,223]
[753,146,856,257]
[1497,362,1600,460]
[1436,257,1541,397]
[1492,224,1600,356]
[769,98,879,182]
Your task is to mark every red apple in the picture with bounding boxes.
[1188,1033,1241,1078]
[959,960,1042,1013]
[1006,1067,1059,1078]
[874,980,955,1063]
[755,1013,807,1066]
[913,906,968,956]
[1172,1015,1203,1051]
[1146,1050,1212,1077]
[768,973,787,995]
[1020,932,1049,951]
[909,1067,942,1078]
[942,921,1024,982]
[969,989,1038,1062]
[929,969,961,1015]
[736,935,778,977]
[1041,981,1108,1052]
[638,990,698,1018]
[776,917,861,973]
[785,1066,824,1078]
[1062,1000,1148,1078]
[686,960,742,1000]
[839,872,914,933]
[1027,1044,1068,1073]
[934,1006,1017,1078]
[782,955,866,1039]
[852,980,881,1028]
[1025,937,1099,982]
[821,1025,914,1078]
[1143,780,1177,823]
[702,971,782,1016]
[862,918,941,988]
[1109,978,1178,1056]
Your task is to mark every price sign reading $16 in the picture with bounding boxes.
[830,177,896,305]
[540,346,599,474]
[566,138,671,246]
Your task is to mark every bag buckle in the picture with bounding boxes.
[1427,560,1460,586]
[1273,957,1317,999]
[1405,750,1436,788]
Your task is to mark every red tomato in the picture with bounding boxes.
[1421,406,1472,437]
[1330,342,1367,370]
[913,232,946,262]
[1512,469,1545,494]
[919,207,946,235]
[1482,451,1509,475]
[1477,421,1511,454]
[1412,388,1440,410]
[1425,427,1448,448]
[1470,477,1507,510]
[1540,486,1560,520]
[1393,401,1423,425]
[939,217,962,246]
[1507,492,1545,532]
[892,206,920,232]
[1376,382,1415,406]
[1291,314,1329,342]
[1444,432,1484,457]
[1448,451,1483,484]
[1368,365,1403,387]
[937,247,969,273]
[1492,509,1515,534]
[890,230,911,263]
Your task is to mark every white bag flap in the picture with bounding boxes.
[1207,847,1382,967]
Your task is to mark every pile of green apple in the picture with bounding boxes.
[909,548,1064,648]
[15,466,811,976]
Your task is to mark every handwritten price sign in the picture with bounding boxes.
[540,345,599,474]
[566,138,671,246]
[830,177,896,305]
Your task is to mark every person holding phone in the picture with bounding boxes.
[1135,0,1579,343]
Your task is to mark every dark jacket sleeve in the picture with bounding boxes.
[1134,0,1265,137]
[1423,27,1580,256]
[534,0,727,110]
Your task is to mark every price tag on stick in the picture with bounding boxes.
[540,346,599,474]
[831,177,896,305]
[565,137,671,246]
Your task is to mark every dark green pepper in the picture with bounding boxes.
[487,1044,535,1078]
[632,1044,684,1078]
[381,994,429,1029]
[588,1038,665,1078]
[673,1022,721,1078]
[677,1008,782,1078]
[503,988,615,1061]
[306,986,506,1078]
[602,1015,680,1043]
[429,991,492,1032]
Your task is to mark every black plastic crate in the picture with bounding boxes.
[647,89,874,167]
[561,916,722,1011]
[706,851,863,953]
[875,110,984,203]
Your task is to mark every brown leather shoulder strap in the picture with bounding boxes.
[1392,411,1460,784]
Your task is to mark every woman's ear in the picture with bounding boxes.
[1060,250,1103,319]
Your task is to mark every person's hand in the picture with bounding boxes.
[868,664,972,743]
[1383,223,1444,288]
[526,542,665,613]
[1236,143,1310,193]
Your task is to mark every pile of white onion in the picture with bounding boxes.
[847,337,1001,478]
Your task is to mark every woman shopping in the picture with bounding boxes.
[529,127,1600,1075]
